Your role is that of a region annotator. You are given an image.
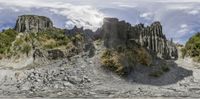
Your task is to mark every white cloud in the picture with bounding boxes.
[177,24,189,37]
[118,4,136,8]
[49,5,104,31]
[188,10,199,15]
[0,0,104,31]
[139,12,153,20]
[112,1,123,5]
[165,4,200,16]
[180,24,188,28]
[166,4,192,10]
[178,28,189,34]
[155,0,200,3]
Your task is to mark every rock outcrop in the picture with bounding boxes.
[102,18,178,59]
[15,15,53,33]
[47,49,65,60]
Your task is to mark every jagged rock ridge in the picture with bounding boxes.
[13,15,178,59]
[102,18,178,59]
[15,15,53,33]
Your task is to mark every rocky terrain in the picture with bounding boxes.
[0,15,199,98]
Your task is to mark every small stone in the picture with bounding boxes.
[83,76,91,83]
[54,84,59,89]
[57,92,62,95]
[30,86,36,92]
[21,82,31,91]
[63,82,74,88]
[68,76,82,84]
[63,77,68,81]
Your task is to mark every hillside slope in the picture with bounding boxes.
[181,33,200,62]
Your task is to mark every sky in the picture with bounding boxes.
[0,0,200,44]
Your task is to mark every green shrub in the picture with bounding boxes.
[0,28,74,58]
[43,43,57,49]
[135,48,152,66]
[101,47,152,76]
[14,38,24,46]
[162,66,170,72]
[148,65,170,78]
[36,29,70,49]
[101,49,112,59]
[181,48,187,58]
[0,29,18,54]
[182,32,200,62]
[101,49,124,75]
[193,56,200,62]
[21,44,31,55]
[149,71,164,78]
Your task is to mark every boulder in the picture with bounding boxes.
[47,49,64,60]
[33,49,65,62]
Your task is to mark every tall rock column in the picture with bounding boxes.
[15,15,53,33]
[102,18,129,49]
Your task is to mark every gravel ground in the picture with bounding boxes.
[0,45,199,98]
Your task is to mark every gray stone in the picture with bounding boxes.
[21,82,31,91]
[63,82,74,88]
[68,76,82,84]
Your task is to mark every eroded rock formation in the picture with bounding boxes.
[102,18,178,59]
[15,15,53,33]
[14,15,177,60]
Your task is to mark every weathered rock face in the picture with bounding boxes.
[102,18,178,59]
[102,18,130,49]
[15,15,53,33]
[64,26,84,37]
[64,26,95,41]
[47,49,65,60]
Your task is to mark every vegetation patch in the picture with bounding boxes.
[149,71,164,78]
[0,29,18,55]
[182,33,200,62]
[101,49,124,75]
[161,65,170,72]
[101,46,152,76]
[0,28,84,58]
[36,29,70,49]
[149,65,170,78]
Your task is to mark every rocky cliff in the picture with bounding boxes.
[102,18,178,59]
[13,15,178,60]
[15,15,53,33]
